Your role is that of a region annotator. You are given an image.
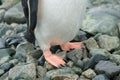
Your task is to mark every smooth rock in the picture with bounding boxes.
[110,54,120,64]
[0,9,5,21]
[0,72,9,80]
[0,38,6,48]
[82,7,119,36]
[9,63,36,80]
[56,51,67,61]
[73,30,87,42]
[113,50,120,55]
[51,74,79,80]
[114,74,120,80]
[9,59,18,65]
[75,60,84,68]
[46,67,75,79]
[0,0,20,10]
[37,66,47,78]
[95,61,120,77]
[78,76,90,80]
[67,61,74,67]
[39,77,50,80]
[14,24,27,34]
[98,35,119,51]
[0,62,14,71]
[0,25,14,37]
[82,69,96,79]
[4,2,25,24]
[44,61,54,71]
[72,66,82,74]
[14,42,35,62]
[84,38,99,50]
[67,49,84,63]
[12,73,34,80]
[0,69,4,76]
[84,54,107,70]
[90,48,111,58]
[29,49,43,59]
[0,49,12,65]
[90,0,119,5]
[92,74,109,80]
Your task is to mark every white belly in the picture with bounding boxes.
[35,0,86,50]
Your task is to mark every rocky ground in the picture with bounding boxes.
[0,0,120,80]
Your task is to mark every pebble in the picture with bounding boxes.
[92,74,109,80]
[82,69,96,79]
[95,61,120,77]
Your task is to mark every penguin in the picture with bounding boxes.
[21,0,86,67]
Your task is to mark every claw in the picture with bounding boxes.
[43,49,66,68]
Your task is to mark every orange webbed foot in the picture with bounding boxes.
[43,49,65,68]
[61,42,83,51]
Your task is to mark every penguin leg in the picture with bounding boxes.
[43,49,65,67]
[61,42,83,51]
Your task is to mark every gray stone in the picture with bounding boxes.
[0,0,20,10]
[84,54,107,70]
[0,62,13,71]
[67,61,74,67]
[4,2,25,24]
[82,69,96,79]
[90,0,119,5]
[0,9,5,21]
[82,7,119,36]
[9,63,36,80]
[14,42,35,61]
[72,66,82,74]
[95,61,120,77]
[115,74,120,80]
[44,61,54,71]
[0,56,10,66]
[90,48,111,58]
[0,72,9,80]
[0,48,12,65]
[26,55,35,63]
[9,59,18,65]
[110,54,120,64]
[14,24,27,34]
[12,73,34,80]
[113,50,120,55]
[51,74,79,80]
[75,60,84,68]
[98,35,119,51]
[92,74,109,80]
[46,67,75,79]
[28,49,43,59]
[0,25,14,38]
[37,66,47,78]
[0,38,6,48]
[56,51,67,61]
[0,69,4,76]
[78,76,90,80]
[84,38,99,50]
[67,49,84,63]
[73,30,87,42]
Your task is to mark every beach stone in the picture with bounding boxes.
[82,69,96,79]
[9,63,36,80]
[98,35,119,51]
[95,61,120,77]
[4,2,25,24]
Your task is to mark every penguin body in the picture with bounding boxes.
[35,0,86,50]
[21,0,87,67]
